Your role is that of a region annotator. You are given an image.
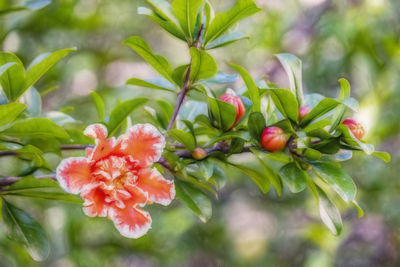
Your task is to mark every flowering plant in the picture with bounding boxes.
[0,0,390,261]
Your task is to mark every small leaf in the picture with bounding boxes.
[0,53,25,101]
[276,53,304,106]
[338,125,375,155]
[206,32,249,49]
[248,112,266,140]
[204,0,261,44]
[301,98,340,126]
[124,36,174,84]
[175,181,212,222]
[330,78,351,132]
[2,118,69,139]
[372,151,391,163]
[127,77,176,92]
[251,149,283,195]
[267,88,298,122]
[312,162,357,202]
[107,97,148,136]
[168,129,196,151]
[2,198,50,261]
[279,162,308,193]
[189,47,218,82]
[208,96,236,131]
[0,103,26,128]
[230,63,260,112]
[138,7,186,41]
[172,0,204,40]
[315,185,343,235]
[90,91,105,122]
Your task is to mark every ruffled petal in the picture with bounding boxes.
[124,183,149,207]
[109,203,152,239]
[81,187,109,217]
[119,124,165,167]
[84,124,118,161]
[136,168,175,206]
[56,157,91,194]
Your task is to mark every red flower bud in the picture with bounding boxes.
[192,148,207,160]
[298,106,312,120]
[219,89,246,129]
[261,127,287,152]
[342,118,365,140]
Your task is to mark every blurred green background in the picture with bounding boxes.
[0,0,399,266]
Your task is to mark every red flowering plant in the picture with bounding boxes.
[0,0,390,261]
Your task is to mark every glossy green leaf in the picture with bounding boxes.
[206,32,248,49]
[301,98,340,126]
[315,185,343,235]
[2,118,69,139]
[372,151,391,163]
[204,0,261,44]
[338,125,374,155]
[189,47,218,82]
[127,77,176,92]
[175,181,212,222]
[251,149,282,195]
[107,97,148,136]
[146,0,177,22]
[279,162,308,193]
[0,103,26,128]
[208,97,236,131]
[276,53,304,106]
[23,87,41,117]
[124,36,174,84]
[209,165,226,189]
[90,91,105,122]
[248,112,266,140]
[172,0,204,40]
[138,7,186,41]
[168,129,196,151]
[330,78,350,132]
[230,63,260,112]
[267,89,298,122]
[2,199,50,261]
[0,53,25,101]
[312,162,357,202]
[204,131,249,148]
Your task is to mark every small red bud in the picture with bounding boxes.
[342,118,365,140]
[219,89,246,129]
[261,127,287,152]
[192,148,207,160]
[298,106,312,120]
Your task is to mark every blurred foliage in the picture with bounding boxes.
[0,0,399,266]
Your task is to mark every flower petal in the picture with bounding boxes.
[137,168,175,206]
[81,187,108,217]
[109,204,152,239]
[120,124,165,167]
[56,157,91,194]
[84,124,118,161]
[124,184,149,207]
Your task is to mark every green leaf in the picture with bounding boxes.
[23,87,42,117]
[301,98,340,126]
[2,177,82,203]
[168,129,196,151]
[248,112,266,140]
[208,97,236,131]
[0,103,26,128]
[204,71,238,84]
[124,36,174,84]
[209,165,226,189]
[312,162,357,202]
[352,200,364,218]
[372,151,391,163]
[107,97,148,136]
[127,77,176,92]
[204,131,249,148]
[172,0,204,40]
[2,198,50,261]
[0,53,25,101]
[90,91,105,122]
[204,0,261,44]
[226,161,271,194]
[276,53,304,106]
[230,63,260,112]
[175,181,212,222]
[138,7,186,41]
[206,32,248,49]
[2,118,69,139]
[189,47,218,82]
[315,185,343,235]
[279,162,308,193]
[251,149,282,195]
[338,125,374,155]
[146,0,177,22]
[0,0,51,16]
[330,78,351,132]
[267,89,298,122]
[23,48,76,100]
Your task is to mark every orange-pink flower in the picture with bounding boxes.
[56,123,175,238]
